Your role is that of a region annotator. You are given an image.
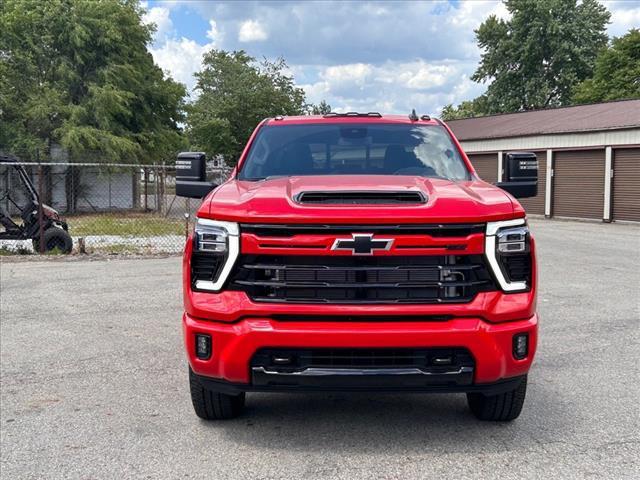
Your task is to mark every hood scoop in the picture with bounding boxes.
[295,190,427,205]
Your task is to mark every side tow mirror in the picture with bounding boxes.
[175,152,217,198]
[496,152,538,198]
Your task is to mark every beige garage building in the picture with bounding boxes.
[447,99,640,222]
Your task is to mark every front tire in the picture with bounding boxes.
[467,376,527,421]
[32,227,73,254]
[189,368,245,420]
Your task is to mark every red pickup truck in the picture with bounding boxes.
[176,112,539,422]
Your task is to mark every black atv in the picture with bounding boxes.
[0,156,73,254]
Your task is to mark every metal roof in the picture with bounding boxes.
[446,99,640,141]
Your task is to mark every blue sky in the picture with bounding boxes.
[142,0,640,115]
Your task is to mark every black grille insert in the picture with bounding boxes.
[191,252,225,288]
[269,314,454,322]
[295,191,426,205]
[251,347,474,372]
[229,254,495,303]
[501,254,531,283]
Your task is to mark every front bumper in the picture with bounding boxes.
[194,369,526,396]
[184,313,538,390]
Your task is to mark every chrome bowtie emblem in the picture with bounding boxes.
[331,234,393,255]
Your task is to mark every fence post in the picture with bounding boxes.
[70,164,74,213]
[162,162,166,215]
[155,166,160,212]
[157,164,161,215]
[144,167,148,211]
[37,153,45,254]
[2,165,9,215]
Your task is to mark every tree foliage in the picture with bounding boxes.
[308,100,332,115]
[444,0,611,119]
[0,0,186,162]
[187,50,307,164]
[474,0,610,112]
[572,29,640,103]
[441,96,490,121]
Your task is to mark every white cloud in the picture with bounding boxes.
[144,9,219,92]
[146,0,638,113]
[448,0,509,28]
[186,1,483,63]
[238,19,268,42]
[206,19,220,42]
[375,62,457,90]
[607,1,640,36]
[301,60,483,115]
[323,64,372,87]
[446,0,510,57]
[149,37,214,92]
[142,5,173,42]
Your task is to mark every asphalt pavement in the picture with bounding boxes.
[1,219,639,479]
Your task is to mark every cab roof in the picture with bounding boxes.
[263,113,440,126]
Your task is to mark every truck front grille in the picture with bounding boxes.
[229,254,495,304]
[240,223,484,237]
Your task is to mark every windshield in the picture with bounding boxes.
[238,124,470,181]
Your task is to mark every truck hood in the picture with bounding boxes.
[199,175,522,224]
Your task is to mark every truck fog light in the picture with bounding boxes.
[513,333,529,360]
[195,334,212,359]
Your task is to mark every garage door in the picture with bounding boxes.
[518,150,546,215]
[612,148,640,222]
[467,153,498,183]
[553,149,605,220]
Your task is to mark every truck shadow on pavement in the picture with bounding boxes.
[201,382,567,455]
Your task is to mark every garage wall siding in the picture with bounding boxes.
[612,148,640,222]
[467,153,498,183]
[553,149,606,220]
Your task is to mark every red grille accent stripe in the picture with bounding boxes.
[241,233,485,256]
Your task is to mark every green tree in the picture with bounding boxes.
[187,50,306,164]
[308,100,332,115]
[0,0,186,162]
[572,29,640,103]
[440,96,490,120]
[471,0,610,113]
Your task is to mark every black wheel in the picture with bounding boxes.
[467,376,528,421]
[32,227,73,254]
[189,368,245,420]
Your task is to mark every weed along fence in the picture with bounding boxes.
[0,161,230,255]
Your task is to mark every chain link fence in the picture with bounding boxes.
[1,160,231,255]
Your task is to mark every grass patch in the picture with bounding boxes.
[67,213,184,236]
[93,244,148,255]
[43,246,67,255]
[0,246,32,256]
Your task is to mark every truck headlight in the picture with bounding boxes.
[191,219,239,291]
[496,226,528,254]
[195,219,235,252]
[485,219,531,292]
